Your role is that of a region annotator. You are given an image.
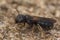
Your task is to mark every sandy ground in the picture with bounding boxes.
[0,0,60,40]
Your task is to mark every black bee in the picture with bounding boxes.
[15,14,56,31]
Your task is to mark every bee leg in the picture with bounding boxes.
[34,24,39,33]
[27,24,33,29]
[23,22,25,26]
[30,24,33,29]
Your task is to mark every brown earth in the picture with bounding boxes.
[0,0,60,40]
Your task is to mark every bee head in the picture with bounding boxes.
[15,14,26,23]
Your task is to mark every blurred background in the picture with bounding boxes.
[0,0,60,40]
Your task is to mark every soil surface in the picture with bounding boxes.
[0,0,60,40]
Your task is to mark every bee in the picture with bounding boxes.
[15,14,56,31]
